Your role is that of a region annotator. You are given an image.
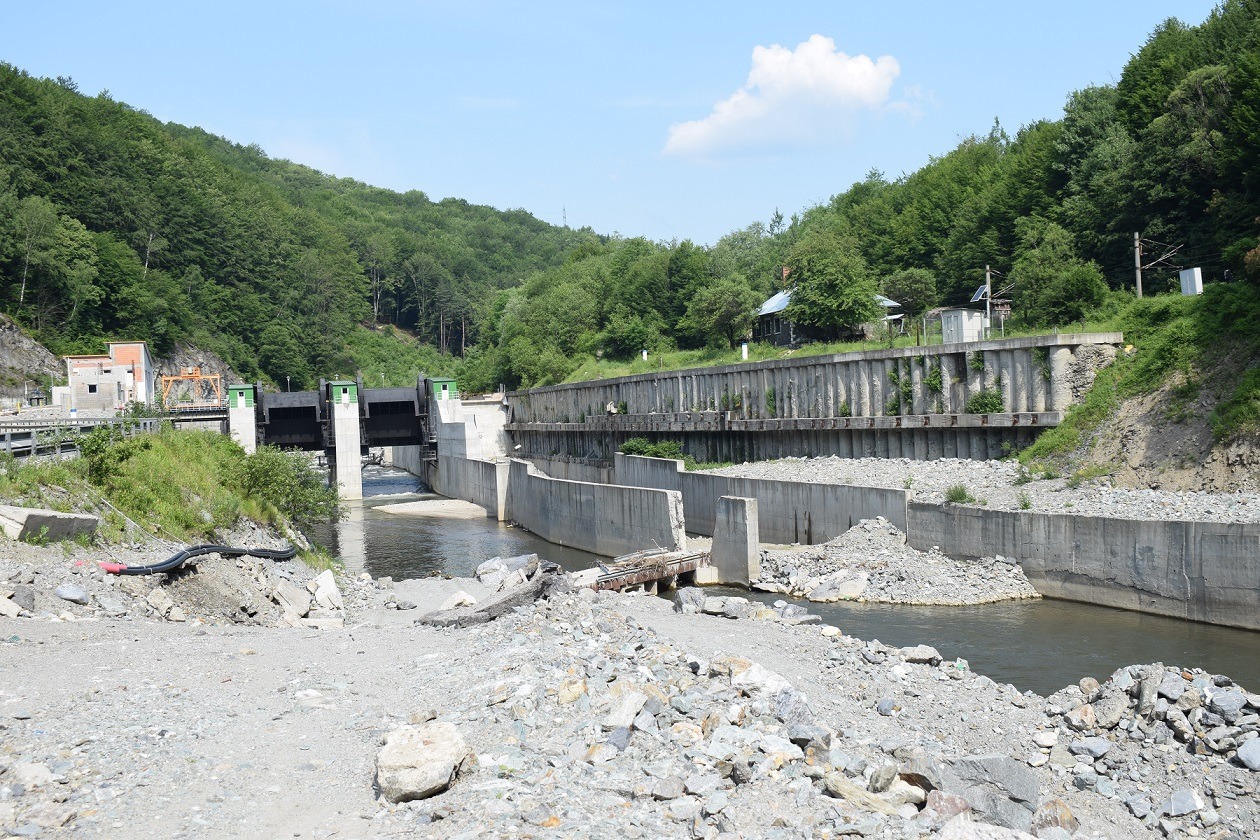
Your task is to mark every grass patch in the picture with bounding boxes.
[945,484,976,504]
[0,428,339,546]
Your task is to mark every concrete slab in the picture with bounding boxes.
[0,504,98,542]
[374,499,489,519]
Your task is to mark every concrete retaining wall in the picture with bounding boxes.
[509,334,1120,423]
[907,502,1260,631]
[506,459,686,557]
[615,454,907,543]
[524,455,614,485]
[505,334,1120,464]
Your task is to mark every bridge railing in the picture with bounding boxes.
[0,417,162,460]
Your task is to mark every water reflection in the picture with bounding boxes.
[307,465,604,581]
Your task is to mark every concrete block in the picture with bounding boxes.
[0,504,98,542]
[711,496,759,587]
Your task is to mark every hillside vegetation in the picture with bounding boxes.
[0,3,1257,448]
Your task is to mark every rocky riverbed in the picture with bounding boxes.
[3,538,1258,839]
[701,457,1260,523]
[753,517,1041,606]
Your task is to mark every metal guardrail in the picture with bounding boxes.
[0,417,161,459]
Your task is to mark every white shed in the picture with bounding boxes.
[941,308,986,344]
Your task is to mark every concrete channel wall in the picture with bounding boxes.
[505,459,686,557]
[907,502,1260,631]
[615,453,907,542]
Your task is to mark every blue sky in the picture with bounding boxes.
[2,1,1223,245]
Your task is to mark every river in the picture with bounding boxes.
[308,465,1260,697]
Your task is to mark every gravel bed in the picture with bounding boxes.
[755,517,1041,606]
[702,457,1260,524]
[4,552,1259,838]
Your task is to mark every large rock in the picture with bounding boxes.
[375,721,471,803]
[937,815,1037,839]
[673,587,707,614]
[1236,737,1260,771]
[55,584,89,606]
[807,571,867,602]
[941,754,1040,832]
[309,569,343,611]
[0,505,98,543]
[272,579,311,618]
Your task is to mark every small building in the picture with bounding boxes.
[752,290,795,347]
[429,378,458,401]
[940,308,986,344]
[753,291,903,347]
[62,341,156,412]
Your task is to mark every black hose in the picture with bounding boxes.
[99,544,298,576]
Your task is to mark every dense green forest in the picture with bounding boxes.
[1,1,1259,399]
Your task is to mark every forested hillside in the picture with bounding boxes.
[0,63,592,387]
[1,1,1259,408]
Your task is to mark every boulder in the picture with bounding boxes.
[146,588,175,617]
[309,569,343,611]
[673,587,707,614]
[808,571,867,602]
[899,645,943,666]
[1236,737,1260,771]
[937,815,1037,839]
[941,754,1040,832]
[1030,798,1079,836]
[272,579,311,618]
[9,585,35,613]
[54,584,89,606]
[375,721,472,803]
[439,590,476,611]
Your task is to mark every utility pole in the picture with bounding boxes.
[985,265,992,339]
[1134,232,1143,298]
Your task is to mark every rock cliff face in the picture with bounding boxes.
[155,343,240,384]
[0,314,60,399]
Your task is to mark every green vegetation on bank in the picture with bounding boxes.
[1020,283,1260,465]
[0,428,339,550]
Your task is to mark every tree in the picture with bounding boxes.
[678,274,760,348]
[1009,219,1108,326]
[12,195,58,306]
[881,268,937,319]
[782,226,880,335]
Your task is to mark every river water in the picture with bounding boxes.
[308,466,1260,698]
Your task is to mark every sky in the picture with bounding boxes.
[1,1,1225,246]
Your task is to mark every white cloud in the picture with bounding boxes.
[664,34,900,157]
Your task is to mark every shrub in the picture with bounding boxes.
[965,389,1005,414]
[229,446,341,528]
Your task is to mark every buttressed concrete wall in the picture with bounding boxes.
[906,502,1260,631]
[614,454,907,543]
[505,334,1121,463]
[506,459,686,557]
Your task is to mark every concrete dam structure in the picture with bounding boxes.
[504,333,1122,465]
[384,329,1260,632]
